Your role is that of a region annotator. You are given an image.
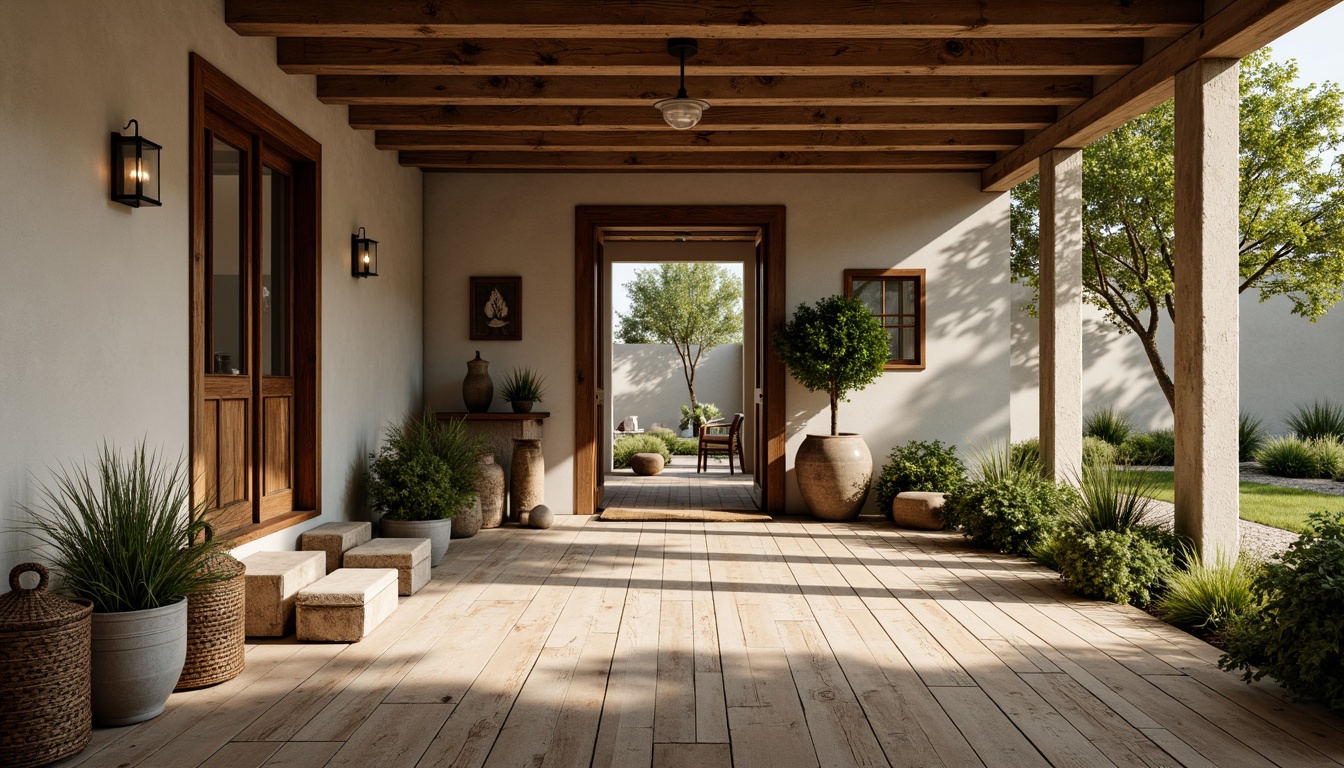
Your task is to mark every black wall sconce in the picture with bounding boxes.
[110,119,161,208]
[352,227,379,277]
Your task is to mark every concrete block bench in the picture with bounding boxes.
[295,568,399,643]
[241,551,326,637]
[299,521,373,574]
[343,538,431,596]
[891,491,947,531]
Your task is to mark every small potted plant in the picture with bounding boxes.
[498,367,548,413]
[24,442,232,726]
[367,407,481,564]
[773,295,890,520]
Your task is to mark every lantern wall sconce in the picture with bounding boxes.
[352,227,379,277]
[110,120,161,208]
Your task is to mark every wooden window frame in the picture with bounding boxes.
[190,53,322,544]
[844,268,926,371]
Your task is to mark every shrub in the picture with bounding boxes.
[1255,435,1320,478]
[1158,550,1259,635]
[1240,410,1267,462]
[1309,436,1344,480]
[649,427,700,456]
[1119,429,1176,466]
[1085,405,1134,446]
[614,434,672,469]
[678,403,722,433]
[1285,399,1344,441]
[875,440,966,516]
[773,295,890,435]
[1221,511,1344,712]
[1084,436,1118,468]
[942,444,1075,556]
[369,408,481,521]
[1055,527,1174,605]
[1006,437,1112,474]
[1010,438,1040,473]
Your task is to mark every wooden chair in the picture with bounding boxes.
[698,413,746,474]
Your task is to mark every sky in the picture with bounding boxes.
[610,261,744,327]
[608,9,1344,320]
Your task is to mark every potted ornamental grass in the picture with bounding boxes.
[24,441,232,726]
[498,366,548,414]
[774,295,890,520]
[367,407,482,563]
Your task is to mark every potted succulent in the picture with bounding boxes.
[773,295,890,520]
[367,407,482,564]
[498,367,548,413]
[24,442,232,726]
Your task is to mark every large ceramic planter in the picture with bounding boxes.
[90,598,188,726]
[451,497,483,539]
[475,453,506,529]
[510,438,544,525]
[380,517,452,566]
[794,433,873,521]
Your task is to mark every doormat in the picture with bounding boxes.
[598,508,771,523]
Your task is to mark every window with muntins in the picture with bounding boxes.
[845,269,926,370]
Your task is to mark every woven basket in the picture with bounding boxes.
[175,552,246,691]
[0,563,93,768]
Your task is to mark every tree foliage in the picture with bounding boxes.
[773,295,889,435]
[1012,50,1344,409]
[616,263,743,412]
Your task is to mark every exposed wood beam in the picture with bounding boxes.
[318,74,1092,106]
[348,104,1060,132]
[278,37,1142,76]
[227,0,1201,39]
[982,0,1343,191]
[375,129,1023,152]
[400,150,995,170]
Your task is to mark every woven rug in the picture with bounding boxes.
[598,507,771,523]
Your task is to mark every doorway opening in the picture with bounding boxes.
[574,206,786,516]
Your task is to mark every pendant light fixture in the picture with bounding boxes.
[654,38,709,130]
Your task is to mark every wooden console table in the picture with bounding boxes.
[436,412,549,495]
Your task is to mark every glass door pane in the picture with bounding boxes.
[210,138,246,375]
[261,167,289,376]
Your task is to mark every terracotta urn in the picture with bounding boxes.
[462,351,493,414]
[794,433,873,521]
[474,452,506,528]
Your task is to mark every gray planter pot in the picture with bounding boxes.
[380,517,452,566]
[90,598,188,726]
[794,433,873,521]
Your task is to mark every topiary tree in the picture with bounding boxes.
[773,295,890,435]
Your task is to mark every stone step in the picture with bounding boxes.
[343,538,432,596]
[295,568,399,643]
[241,550,326,637]
[298,521,373,574]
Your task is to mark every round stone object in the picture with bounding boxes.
[891,491,946,531]
[528,504,555,529]
[630,452,665,476]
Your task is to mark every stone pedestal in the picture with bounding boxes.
[241,551,326,637]
[511,438,545,524]
[298,522,373,574]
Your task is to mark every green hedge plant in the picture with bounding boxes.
[1084,405,1134,446]
[874,440,965,516]
[614,434,673,469]
[1007,437,1112,473]
[1158,549,1259,636]
[942,443,1075,557]
[649,427,699,456]
[1221,511,1344,713]
[1118,429,1176,466]
[1254,435,1340,479]
[368,408,481,522]
[1285,399,1344,441]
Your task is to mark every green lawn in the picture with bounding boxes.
[1131,470,1344,534]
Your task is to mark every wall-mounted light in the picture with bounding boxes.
[351,227,379,277]
[654,38,710,130]
[110,119,161,208]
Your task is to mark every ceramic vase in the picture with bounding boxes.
[452,497,483,539]
[90,599,188,726]
[794,433,873,521]
[475,452,506,528]
[510,438,544,524]
[462,351,493,413]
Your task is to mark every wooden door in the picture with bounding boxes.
[752,238,767,508]
[593,236,606,509]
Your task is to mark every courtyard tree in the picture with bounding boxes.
[1011,50,1344,410]
[616,263,743,421]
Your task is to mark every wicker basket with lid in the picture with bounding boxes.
[0,563,93,768]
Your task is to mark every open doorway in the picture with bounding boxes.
[574,206,786,516]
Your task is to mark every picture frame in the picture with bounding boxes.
[469,276,522,341]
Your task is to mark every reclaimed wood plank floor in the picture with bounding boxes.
[58,517,1344,768]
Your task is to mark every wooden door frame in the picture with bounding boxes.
[574,205,786,515]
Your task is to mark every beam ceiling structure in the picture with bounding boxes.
[226,0,1338,186]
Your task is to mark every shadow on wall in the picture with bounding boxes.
[612,343,743,431]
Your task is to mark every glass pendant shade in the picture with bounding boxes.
[655,96,710,130]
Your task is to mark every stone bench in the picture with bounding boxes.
[891,491,947,531]
[295,568,399,643]
[299,521,373,574]
[241,551,326,637]
[343,538,431,596]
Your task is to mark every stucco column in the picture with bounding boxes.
[1038,149,1084,482]
[1174,58,1240,559]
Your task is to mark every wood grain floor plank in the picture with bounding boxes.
[652,742,732,768]
[259,742,343,768]
[197,742,282,768]
[326,703,452,768]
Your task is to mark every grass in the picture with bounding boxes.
[1129,469,1344,534]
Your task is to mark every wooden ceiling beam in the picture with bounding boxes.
[982,0,1342,191]
[227,0,1201,39]
[374,129,1024,152]
[400,150,996,170]
[317,74,1092,106]
[348,104,1060,132]
[278,37,1143,76]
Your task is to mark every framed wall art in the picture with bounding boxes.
[469,276,522,341]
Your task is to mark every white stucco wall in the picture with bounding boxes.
[0,0,424,577]
[612,343,745,434]
[1011,285,1344,438]
[423,173,1011,516]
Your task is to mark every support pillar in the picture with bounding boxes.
[1039,149,1084,482]
[1174,58,1240,559]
